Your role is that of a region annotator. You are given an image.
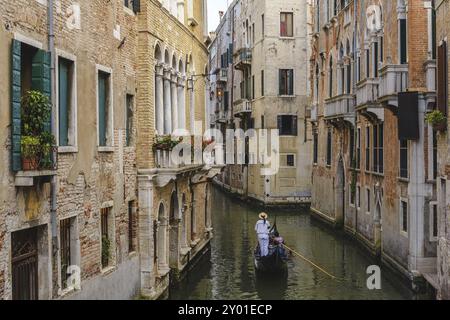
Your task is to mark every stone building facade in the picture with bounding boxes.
[0,0,141,300]
[0,0,214,300]
[310,0,439,292]
[135,0,217,299]
[436,0,450,300]
[210,0,313,206]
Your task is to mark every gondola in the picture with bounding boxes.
[254,220,288,274]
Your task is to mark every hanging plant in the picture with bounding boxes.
[425,110,447,132]
[153,135,183,151]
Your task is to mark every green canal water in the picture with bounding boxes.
[170,187,420,300]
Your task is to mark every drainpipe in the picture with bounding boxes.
[48,0,58,253]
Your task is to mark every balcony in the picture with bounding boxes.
[233,99,252,117]
[215,110,228,123]
[356,78,384,122]
[324,94,355,125]
[15,145,58,187]
[234,48,252,70]
[378,64,408,107]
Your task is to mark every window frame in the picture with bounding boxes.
[96,64,114,151]
[279,69,294,96]
[400,198,409,237]
[280,12,294,38]
[55,49,78,153]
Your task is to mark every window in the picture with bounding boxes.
[123,0,140,13]
[326,129,332,166]
[262,14,265,38]
[366,189,371,213]
[101,207,113,268]
[261,115,265,129]
[399,18,407,64]
[10,40,52,172]
[286,154,295,167]
[252,75,255,99]
[350,184,356,206]
[224,91,229,111]
[400,139,408,178]
[261,70,265,97]
[329,57,333,98]
[373,123,384,173]
[431,203,438,240]
[279,69,294,96]
[126,94,134,146]
[313,131,318,164]
[349,127,355,168]
[356,128,361,169]
[60,217,77,290]
[357,186,361,209]
[97,68,113,148]
[280,12,293,37]
[365,126,370,171]
[128,201,136,253]
[433,131,438,180]
[366,49,370,78]
[437,41,448,116]
[277,115,298,136]
[58,57,76,148]
[401,200,408,234]
[373,41,379,78]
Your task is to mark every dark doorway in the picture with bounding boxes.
[12,227,38,300]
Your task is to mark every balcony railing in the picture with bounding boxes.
[234,47,252,70]
[324,94,355,119]
[155,149,187,169]
[379,64,408,99]
[233,99,252,116]
[356,78,379,107]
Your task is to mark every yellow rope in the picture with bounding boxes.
[282,243,344,281]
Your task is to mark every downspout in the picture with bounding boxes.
[48,0,58,256]
[353,0,358,235]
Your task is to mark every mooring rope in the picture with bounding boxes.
[281,243,344,282]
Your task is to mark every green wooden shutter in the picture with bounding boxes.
[58,59,69,146]
[11,40,22,172]
[32,49,52,133]
[98,72,107,147]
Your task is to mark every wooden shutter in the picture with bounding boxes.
[59,59,69,146]
[11,40,22,172]
[279,70,284,95]
[437,42,448,115]
[277,115,282,131]
[32,49,52,133]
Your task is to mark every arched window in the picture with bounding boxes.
[315,64,320,103]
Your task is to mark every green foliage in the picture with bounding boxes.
[153,135,183,151]
[21,136,40,159]
[102,235,111,267]
[21,90,51,136]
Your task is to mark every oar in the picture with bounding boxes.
[282,243,344,281]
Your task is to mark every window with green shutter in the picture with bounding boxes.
[98,71,109,147]
[58,58,74,147]
[10,40,52,172]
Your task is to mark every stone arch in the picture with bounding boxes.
[164,49,170,65]
[155,43,163,62]
[156,202,168,270]
[178,59,185,76]
[172,53,178,71]
[335,157,345,227]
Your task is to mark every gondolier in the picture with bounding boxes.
[255,212,271,257]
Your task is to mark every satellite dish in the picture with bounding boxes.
[366,5,382,33]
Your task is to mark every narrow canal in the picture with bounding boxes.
[170,187,417,300]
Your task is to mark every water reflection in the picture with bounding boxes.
[170,187,418,300]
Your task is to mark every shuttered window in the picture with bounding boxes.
[10,40,52,172]
[399,19,407,64]
[326,129,332,166]
[58,58,75,147]
[313,131,318,164]
[437,41,448,116]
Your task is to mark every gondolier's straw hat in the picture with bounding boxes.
[259,212,268,220]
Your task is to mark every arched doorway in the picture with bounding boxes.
[335,158,345,227]
[169,192,180,269]
[157,203,168,271]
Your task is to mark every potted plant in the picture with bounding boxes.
[425,110,447,132]
[153,135,182,151]
[21,136,40,170]
[20,90,56,170]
